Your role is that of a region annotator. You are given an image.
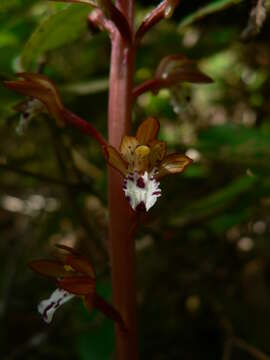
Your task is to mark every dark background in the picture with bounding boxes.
[1,0,270,359]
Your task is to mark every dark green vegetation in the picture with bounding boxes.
[1,0,270,359]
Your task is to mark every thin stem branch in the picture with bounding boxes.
[88,9,117,39]
[93,293,126,330]
[233,337,270,360]
[101,0,133,46]
[135,0,180,46]
[132,78,162,99]
[62,108,107,147]
[222,339,233,360]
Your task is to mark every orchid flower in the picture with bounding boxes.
[104,117,192,212]
[4,73,107,146]
[29,245,123,327]
[5,73,65,127]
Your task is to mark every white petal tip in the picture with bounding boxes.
[38,288,75,324]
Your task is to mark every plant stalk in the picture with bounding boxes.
[107,0,138,359]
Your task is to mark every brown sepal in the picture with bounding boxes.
[28,259,74,278]
[58,276,96,295]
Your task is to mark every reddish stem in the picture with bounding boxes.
[88,9,117,38]
[101,0,133,46]
[135,0,181,46]
[132,78,163,99]
[107,0,138,358]
[93,293,126,331]
[62,108,107,147]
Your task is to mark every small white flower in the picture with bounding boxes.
[123,169,161,212]
[38,288,75,324]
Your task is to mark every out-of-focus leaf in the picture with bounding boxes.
[71,149,102,179]
[0,0,21,12]
[76,282,114,360]
[77,320,114,360]
[241,0,267,39]
[208,207,252,234]
[197,125,270,169]
[0,32,18,48]
[178,0,243,30]
[183,164,209,178]
[21,4,91,70]
[171,175,258,226]
[61,78,108,95]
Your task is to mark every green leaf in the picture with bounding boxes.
[76,281,114,360]
[0,31,18,48]
[197,125,270,169]
[77,320,114,360]
[21,4,91,70]
[178,0,243,30]
[208,207,253,234]
[0,0,21,12]
[61,78,109,95]
[171,175,258,226]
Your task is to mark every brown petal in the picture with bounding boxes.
[55,244,80,255]
[120,136,139,163]
[103,145,128,176]
[58,276,96,295]
[136,117,160,145]
[28,260,74,278]
[155,55,213,85]
[66,255,96,279]
[4,73,65,127]
[157,153,192,178]
[149,140,166,167]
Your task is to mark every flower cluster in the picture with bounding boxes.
[29,245,123,326]
[5,74,192,213]
[104,117,192,212]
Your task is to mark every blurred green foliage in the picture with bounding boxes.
[1,0,270,359]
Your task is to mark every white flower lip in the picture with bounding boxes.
[123,169,161,212]
[38,288,75,324]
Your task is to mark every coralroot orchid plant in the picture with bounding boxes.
[4,0,212,358]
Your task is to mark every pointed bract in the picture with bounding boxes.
[155,55,213,84]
